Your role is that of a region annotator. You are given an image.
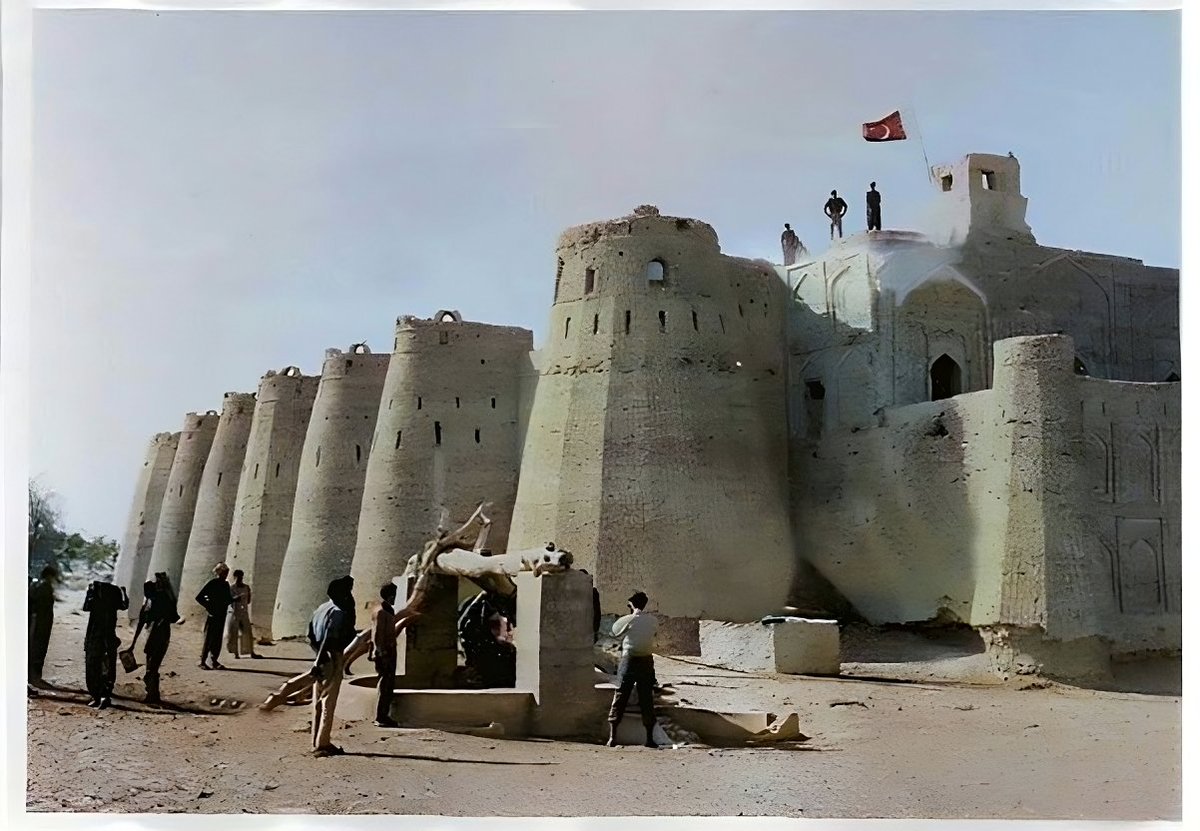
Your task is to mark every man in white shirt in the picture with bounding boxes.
[606,591,659,748]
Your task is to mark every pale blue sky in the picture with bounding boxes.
[32,10,1180,539]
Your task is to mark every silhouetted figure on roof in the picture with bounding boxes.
[781,224,806,265]
[866,182,882,232]
[824,191,848,240]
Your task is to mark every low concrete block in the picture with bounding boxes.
[699,618,840,675]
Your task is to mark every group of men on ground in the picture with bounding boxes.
[27,560,263,707]
[30,560,666,755]
[781,182,885,265]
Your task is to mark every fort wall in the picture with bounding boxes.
[178,392,257,619]
[115,431,179,620]
[145,412,220,591]
[272,345,389,637]
[225,367,319,640]
[789,334,1179,656]
[350,313,532,615]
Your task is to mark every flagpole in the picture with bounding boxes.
[904,103,936,189]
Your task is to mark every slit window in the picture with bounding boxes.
[593,314,599,335]
[315,446,321,467]
[474,429,481,444]
[455,397,460,409]
[275,463,280,478]
[584,268,596,294]
[692,310,698,331]
[217,472,222,487]
[646,259,666,283]
[355,444,362,464]
[254,464,259,480]
[395,431,402,449]
[738,304,744,318]
[417,397,422,410]
[491,397,496,409]
[434,421,442,445]
[624,310,631,334]
[564,317,571,338]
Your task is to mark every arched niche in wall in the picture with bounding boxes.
[894,269,988,406]
[645,259,666,284]
[929,354,963,401]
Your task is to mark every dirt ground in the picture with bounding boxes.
[25,587,1181,819]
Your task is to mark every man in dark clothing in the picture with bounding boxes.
[824,190,849,239]
[866,182,882,231]
[28,565,59,686]
[133,573,179,704]
[456,591,516,688]
[196,562,234,670]
[83,580,129,708]
[370,582,399,727]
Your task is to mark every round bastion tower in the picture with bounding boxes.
[115,431,180,620]
[272,344,389,637]
[350,312,533,615]
[225,367,320,641]
[178,391,257,622]
[146,411,221,593]
[507,205,795,622]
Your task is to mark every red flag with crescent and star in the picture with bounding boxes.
[862,110,907,142]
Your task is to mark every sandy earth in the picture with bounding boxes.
[25,588,1181,819]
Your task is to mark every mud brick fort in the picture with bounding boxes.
[116,152,1180,683]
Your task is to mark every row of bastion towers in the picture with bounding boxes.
[117,204,795,638]
[116,156,1182,674]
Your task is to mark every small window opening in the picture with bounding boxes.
[646,259,666,283]
[930,354,963,401]
[805,380,826,400]
[658,310,667,331]
[346,360,353,368]
[940,174,953,192]
[455,397,460,409]
[355,444,362,464]
[584,268,596,294]
[490,397,496,409]
[624,310,631,334]
[593,314,599,334]
[388,398,393,410]
[275,463,280,478]
[692,310,699,331]
[217,472,222,487]
[179,485,184,498]
[315,446,321,467]
[719,314,726,334]
[439,331,449,345]
[434,421,442,445]
[395,431,402,449]
[417,397,422,410]
[254,464,259,480]
[1074,357,1089,376]
[474,429,481,444]
[564,317,571,338]
[980,170,996,190]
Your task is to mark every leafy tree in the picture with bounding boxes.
[28,480,121,579]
